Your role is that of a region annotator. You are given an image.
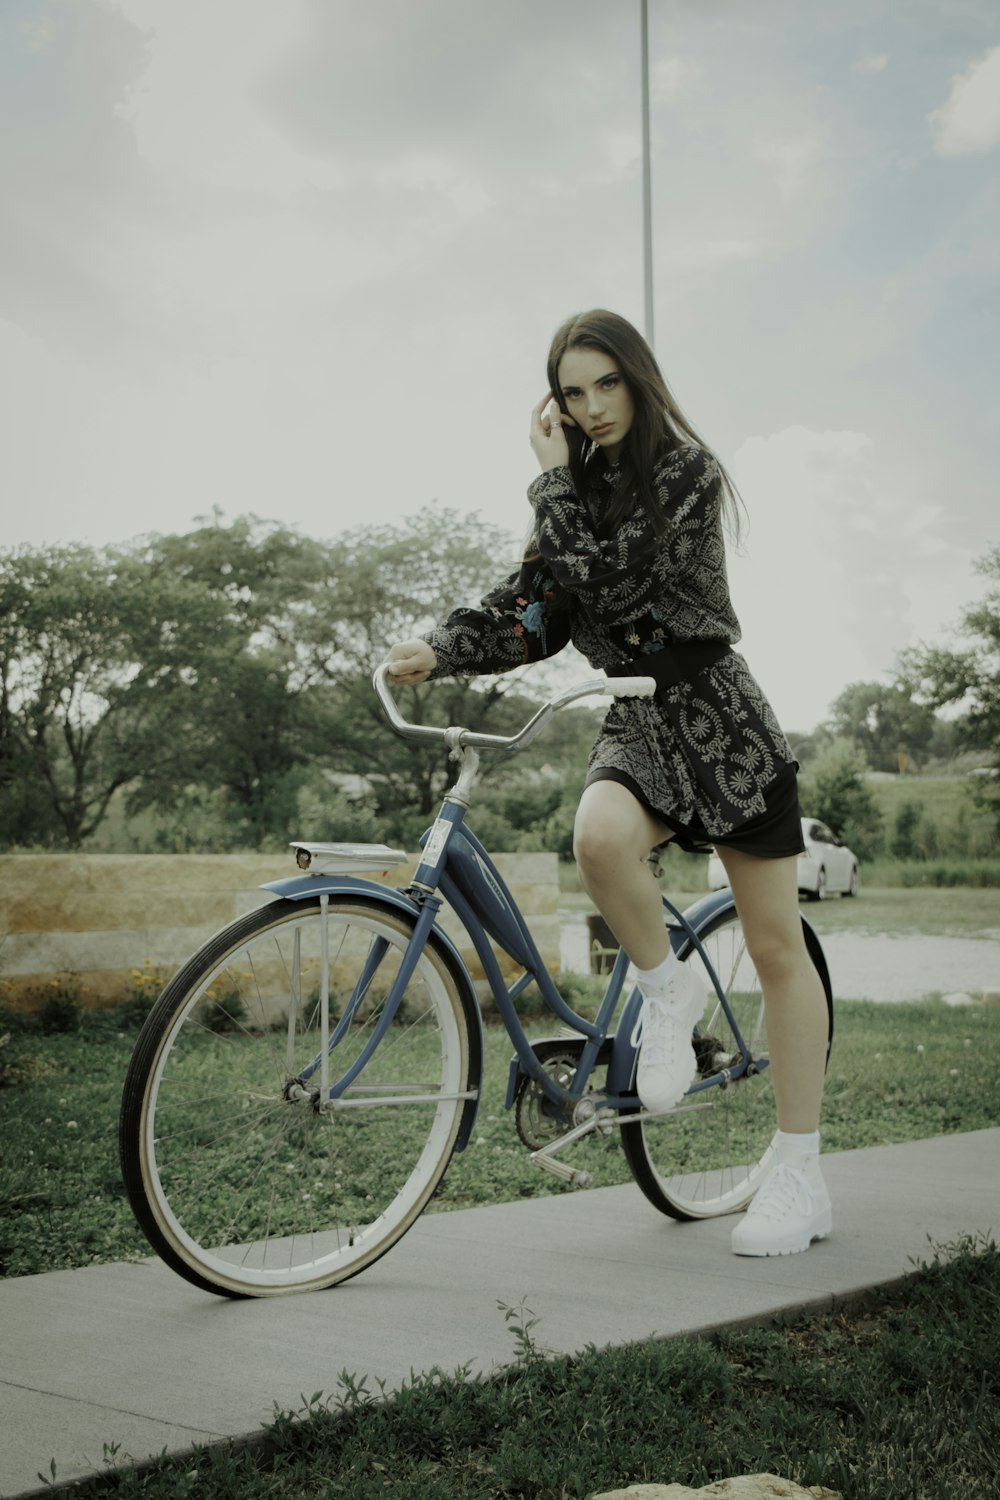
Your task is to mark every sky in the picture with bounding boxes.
[1,0,998,733]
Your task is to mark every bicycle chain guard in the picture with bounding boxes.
[513,1034,615,1150]
[514,1050,580,1150]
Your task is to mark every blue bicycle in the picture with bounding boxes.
[119,666,833,1297]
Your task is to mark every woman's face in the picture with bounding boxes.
[557,346,636,462]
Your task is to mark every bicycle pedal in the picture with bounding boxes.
[530,1150,592,1188]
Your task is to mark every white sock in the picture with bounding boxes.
[773,1129,820,1163]
[634,953,677,999]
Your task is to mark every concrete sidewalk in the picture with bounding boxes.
[2,1129,998,1499]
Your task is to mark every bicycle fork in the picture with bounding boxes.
[284,891,464,1112]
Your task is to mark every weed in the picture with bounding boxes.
[37,974,87,1034]
[497,1297,547,1363]
[552,969,608,1017]
[0,1000,29,1087]
[116,961,167,1031]
[201,986,249,1033]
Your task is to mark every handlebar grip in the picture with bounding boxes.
[602,676,657,697]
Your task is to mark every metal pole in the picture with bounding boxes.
[640,0,654,347]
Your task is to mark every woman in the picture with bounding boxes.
[386,309,831,1258]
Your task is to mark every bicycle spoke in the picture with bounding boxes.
[121,896,471,1294]
[622,906,831,1220]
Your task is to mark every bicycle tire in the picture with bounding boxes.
[621,907,832,1220]
[119,894,473,1297]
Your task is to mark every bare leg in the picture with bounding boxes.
[714,845,827,1134]
[573,781,675,970]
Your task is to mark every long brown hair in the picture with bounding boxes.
[546,308,742,541]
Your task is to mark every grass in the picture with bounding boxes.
[5,901,999,1500]
[559,860,1000,937]
[2,995,998,1279]
[30,1234,1000,1499]
[861,856,1000,889]
[781,884,1000,938]
[867,770,993,836]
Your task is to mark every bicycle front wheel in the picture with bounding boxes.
[120,895,473,1296]
[621,907,832,1220]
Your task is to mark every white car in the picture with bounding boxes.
[706,817,860,900]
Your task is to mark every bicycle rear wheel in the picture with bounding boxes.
[621,907,832,1220]
[120,894,473,1296]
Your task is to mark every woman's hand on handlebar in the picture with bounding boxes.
[385,639,437,685]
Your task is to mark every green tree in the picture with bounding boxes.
[0,506,610,853]
[0,544,226,848]
[299,506,558,834]
[798,739,884,859]
[899,544,1000,845]
[125,516,335,847]
[0,599,60,845]
[824,680,936,772]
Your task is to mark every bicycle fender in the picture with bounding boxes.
[677,892,834,1058]
[260,873,484,1151]
[644,886,831,1011]
[660,888,831,1003]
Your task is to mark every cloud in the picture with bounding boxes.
[651,55,702,101]
[115,1,347,194]
[0,0,994,748]
[725,426,975,730]
[854,53,889,74]
[752,132,823,200]
[0,1,152,352]
[929,43,1000,155]
[258,0,635,191]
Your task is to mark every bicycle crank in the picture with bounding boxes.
[513,1049,579,1150]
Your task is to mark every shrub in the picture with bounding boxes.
[898,859,1000,888]
[0,1001,27,1087]
[799,739,884,858]
[201,986,249,1033]
[113,961,166,1031]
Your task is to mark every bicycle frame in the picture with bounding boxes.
[420,807,768,1116]
[263,782,819,1149]
[262,665,832,1169]
[117,659,839,1302]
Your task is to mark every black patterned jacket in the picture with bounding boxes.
[424,444,741,678]
[421,443,799,839]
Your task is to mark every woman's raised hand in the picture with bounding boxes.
[385,639,437,685]
[529,393,575,471]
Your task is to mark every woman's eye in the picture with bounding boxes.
[602,377,619,389]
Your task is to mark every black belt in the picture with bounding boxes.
[622,640,731,690]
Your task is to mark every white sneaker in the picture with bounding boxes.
[632,963,703,1113]
[730,1154,832,1257]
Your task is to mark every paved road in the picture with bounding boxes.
[2,1130,998,1499]
[561,917,1000,1003]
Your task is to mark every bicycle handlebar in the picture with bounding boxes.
[372,662,657,754]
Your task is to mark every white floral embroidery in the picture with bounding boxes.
[424,445,796,840]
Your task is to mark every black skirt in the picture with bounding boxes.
[584,646,805,859]
[585,759,805,858]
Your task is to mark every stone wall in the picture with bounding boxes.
[0,851,560,1011]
